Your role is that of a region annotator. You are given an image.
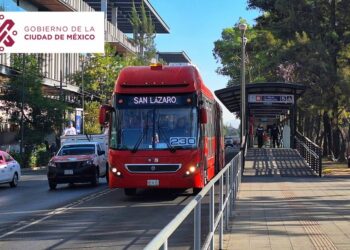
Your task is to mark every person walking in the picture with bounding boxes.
[271,123,280,148]
[256,124,264,148]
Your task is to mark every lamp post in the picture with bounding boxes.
[81,56,85,134]
[238,23,248,144]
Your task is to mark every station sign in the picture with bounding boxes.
[248,94,294,104]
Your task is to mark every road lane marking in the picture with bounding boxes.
[0,188,114,240]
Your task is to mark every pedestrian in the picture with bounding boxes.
[256,124,264,148]
[271,123,280,148]
[49,143,57,156]
[63,121,77,136]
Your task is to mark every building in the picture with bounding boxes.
[0,0,169,146]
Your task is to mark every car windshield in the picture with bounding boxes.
[110,107,198,150]
[58,145,95,156]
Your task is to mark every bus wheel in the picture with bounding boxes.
[124,188,136,196]
[193,188,202,195]
[105,164,109,184]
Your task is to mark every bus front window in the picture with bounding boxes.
[110,107,198,150]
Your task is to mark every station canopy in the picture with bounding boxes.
[84,0,170,33]
[157,51,191,64]
[215,82,306,118]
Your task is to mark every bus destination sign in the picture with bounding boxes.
[120,95,194,106]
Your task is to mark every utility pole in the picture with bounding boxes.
[239,23,248,142]
[81,57,85,134]
[20,54,25,164]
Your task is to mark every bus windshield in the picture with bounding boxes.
[110,107,198,150]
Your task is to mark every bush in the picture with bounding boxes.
[29,144,50,168]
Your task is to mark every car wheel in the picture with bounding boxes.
[91,168,99,187]
[49,180,57,190]
[124,188,136,196]
[9,173,18,188]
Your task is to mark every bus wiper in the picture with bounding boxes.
[157,125,176,153]
[131,126,148,153]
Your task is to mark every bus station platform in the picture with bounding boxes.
[224,148,350,250]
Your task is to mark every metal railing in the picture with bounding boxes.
[295,131,322,177]
[145,153,242,250]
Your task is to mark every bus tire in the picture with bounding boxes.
[124,188,136,196]
[105,164,109,183]
[193,188,202,195]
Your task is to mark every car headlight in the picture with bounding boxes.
[85,160,94,165]
[48,161,56,167]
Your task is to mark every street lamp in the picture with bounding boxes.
[238,23,248,144]
[80,55,86,135]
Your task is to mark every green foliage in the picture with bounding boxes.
[84,101,101,134]
[130,0,156,63]
[70,44,138,103]
[29,144,50,168]
[0,55,68,144]
[215,0,350,159]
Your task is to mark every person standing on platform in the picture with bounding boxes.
[271,123,280,148]
[256,124,264,148]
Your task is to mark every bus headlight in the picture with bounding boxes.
[189,166,196,173]
[111,167,122,177]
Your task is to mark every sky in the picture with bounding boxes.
[150,0,260,128]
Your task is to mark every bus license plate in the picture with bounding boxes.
[64,169,73,175]
[147,179,159,187]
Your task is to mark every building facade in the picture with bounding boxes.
[0,0,169,146]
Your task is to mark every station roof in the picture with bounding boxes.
[215,82,307,114]
[84,0,170,34]
[157,51,191,64]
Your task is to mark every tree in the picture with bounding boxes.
[130,0,156,63]
[213,18,283,85]
[0,54,68,165]
[214,1,350,160]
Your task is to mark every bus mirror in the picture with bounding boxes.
[200,108,208,124]
[99,105,113,125]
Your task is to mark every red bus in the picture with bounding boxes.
[99,64,224,195]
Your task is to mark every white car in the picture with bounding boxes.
[0,150,21,187]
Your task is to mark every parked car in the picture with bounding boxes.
[47,142,108,190]
[0,150,21,187]
[224,136,240,147]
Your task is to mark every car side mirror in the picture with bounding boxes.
[99,105,113,125]
[98,150,105,156]
[200,108,207,124]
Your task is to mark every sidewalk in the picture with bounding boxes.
[21,166,47,174]
[224,149,350,250]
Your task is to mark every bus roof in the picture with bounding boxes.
[114,65,214,99]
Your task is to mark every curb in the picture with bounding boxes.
[21,166,47,174]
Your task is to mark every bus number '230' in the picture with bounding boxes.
[170,137,196,146]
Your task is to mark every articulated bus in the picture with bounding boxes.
[99,64,224,195]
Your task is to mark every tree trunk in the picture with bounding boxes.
[323,112,332,156]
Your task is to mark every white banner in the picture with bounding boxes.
[0,12,104,53]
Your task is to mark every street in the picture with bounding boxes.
[0,150,236,250]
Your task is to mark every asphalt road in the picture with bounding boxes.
[0,149,238,250]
